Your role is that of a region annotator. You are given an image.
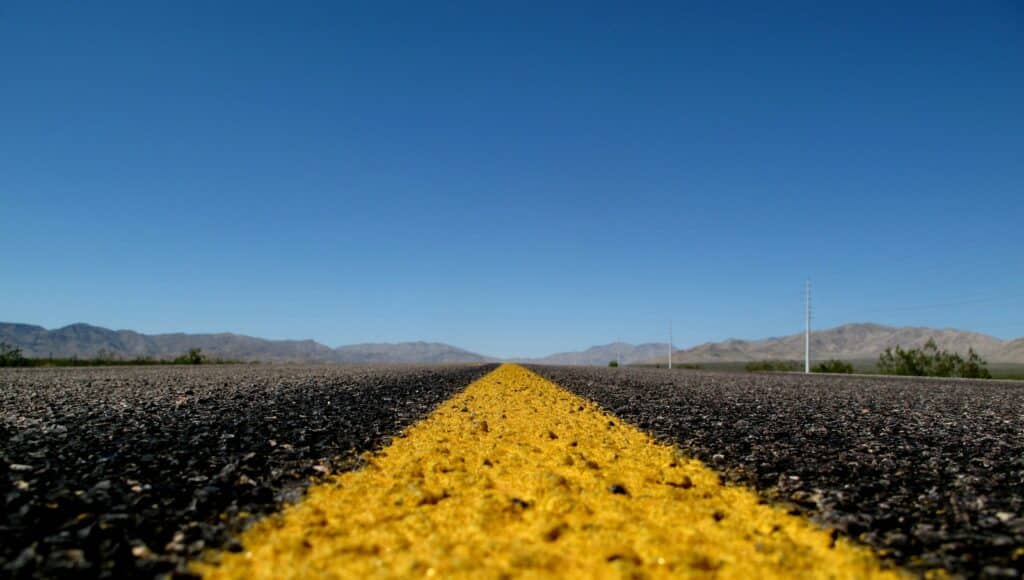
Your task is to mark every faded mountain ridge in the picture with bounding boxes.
[653,323,1022,364]
[3,321,1022,365]
[522,343,670,366]
[333,342,493,364]
[0,323,492,364]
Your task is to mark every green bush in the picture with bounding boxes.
[608,360,619,367]
[745,360,800,373]
[173,348,206,365]
[0,345,241,367]
[812,359,854,374]
[958,348,991,379]
[877,339,991,379]
[0,342,27,367]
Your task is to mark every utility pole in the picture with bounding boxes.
[669,321,673,370]
[804,279,812,374]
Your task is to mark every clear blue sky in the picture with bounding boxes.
[2,1,1022,357]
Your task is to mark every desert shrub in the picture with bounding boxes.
[812,359,854,374]
[958,348,992,379]
[173,348,206,365]
[745,360,800,372]
[0,342,27,367]
[877,339,991,379]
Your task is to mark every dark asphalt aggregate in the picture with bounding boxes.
[530,365,1024,578]
[1,363,496,578]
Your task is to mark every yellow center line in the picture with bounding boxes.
[195,364,903,579]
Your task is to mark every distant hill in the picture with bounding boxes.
[521,342,669,366]
[0,323,491,364]
[333,342,491,364]
[998,338,1024,362]
[644,323,1022,364]
[3,321,1021,366]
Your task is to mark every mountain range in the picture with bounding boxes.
[661,323,1024,365]
[2,322,1022,365]
[0,323,490,364]
[520,343,670,366]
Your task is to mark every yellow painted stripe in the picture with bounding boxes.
[195,364,902,579]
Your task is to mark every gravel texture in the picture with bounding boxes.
[530,365,1024,579]
[197,363,899,579]
[1,363,495,578]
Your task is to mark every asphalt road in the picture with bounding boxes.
[197,363,900,580]
[0,364,495,578]
[531,365,1024,578]
[5,363,1022,578]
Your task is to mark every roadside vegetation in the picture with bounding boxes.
[640,354,1021,378]
[0,341,26,367]
[812,359,854,374]
[745,360,800,372]
[877,339,991,379]
[740,343,993,379]
[650,363,702,370]
[0,343,240,367]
